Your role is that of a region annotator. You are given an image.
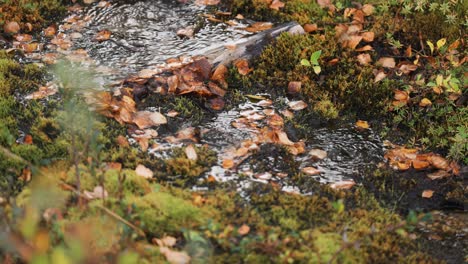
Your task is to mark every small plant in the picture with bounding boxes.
[300,50,322,74]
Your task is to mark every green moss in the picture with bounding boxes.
[126,191,210,236]
[0,0,66,32]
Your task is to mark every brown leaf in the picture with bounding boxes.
[195,0,219,6]
[344,35,362,49]
[133,111,167,129]
[330,180,356,190]
[210,97,225,111]
[429,155,449,170]
[270,0,285,10]
[287,81,302,94]
[361,31,374,42]
[135,164,153,179]
[222,159,234,169]
[427,170,450,180]
[177,26,194,38]
[357,53,372,65]
[185,144,198,161]
[268,114,284,128]
[303,23,318,33]
[419,98,432,107]
[234,59,252,75]
[84,186,108,200]
[15,34,32,42]
[24,135,33,145]
[302,167,321,175]
[361,4,375,16]
[373,70,387,82]
[355,120,369,129]
[356,45,373,52]
[25,83,58,100]
[309,149,327,160]
[4,21,20,34]
[167,75,179,94]
[421,190,434,198]
[95,29,111,42]
[159,247,191,264]
[116,135,130,147]
[394,90,409,101]
[245,22,273,33]
[412,160,429,170]
[288,100,308,111]
[275,131,295,146]
[238,224,250,235]
[377,57,396,68]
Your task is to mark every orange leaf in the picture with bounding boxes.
[133,111,167,129]
[269,0,285,10]
[422,190,434,198]
[234,59,252,75]
[222,159,234,169]
[355,120,369,129]
[238,224,250,235]
[303,23,318,33]
[95,29,111,42]
[302,167,321,175]
[330,180,356,190]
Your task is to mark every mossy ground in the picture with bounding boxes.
[1,0,467,263]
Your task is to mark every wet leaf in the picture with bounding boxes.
[427,170,450,180]
[309,149,327,160]
[355,120,369,129]
[302,167,321,175]
[269,0,285,10]
[234,59,252,75]
[95,29,111,42]
[422,190,434,198]
[412,160,429,170]
[195,0,219,6]
[330,180,356,190]
[377,57,396,68]
[275,131,295,146]
[135,164,153,179]
[185,144,198,161]
[133,111,167,129]
[245,22,273,33]
[429,155,449,170]
[222,159,234,169]
[25,83,58,100]
[288,100,307,111]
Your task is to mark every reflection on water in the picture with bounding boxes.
[74,0,246,76]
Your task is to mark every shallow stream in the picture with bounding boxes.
[62,0,386,189]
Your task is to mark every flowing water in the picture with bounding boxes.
[57,0,386,188]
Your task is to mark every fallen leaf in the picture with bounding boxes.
[275,131,295,146]
[245,22,273,33]
[24,134,33,145]
[355,120,369,129]
[303,23,318,33]
[177,26,194,38]
[330,180,356,190]
[419,98,432,107]
[427,170,450,180]
[154,236,177,247]
[4,21,20,34]
[84,186,108,200]
[287,81,302,94]
[394,90,409,101]
[422,190,434,198]
[159,247,191,264]
[238,224,250,235]
[210,97,225,110]
[373,70,387,82]
[25,83,58,100]
[195,0,219,5]
[185,144,198,161]
[95,29,111,42]
[15,34,32,42]
[270,0,285,10]
[377,57,396,68]
[429,155,449,170]
[255,172,272,180]
[167,110,179,117]
[357,53,372,65]
[234,59,252,75]
[288,100,308,111]
[302,167,321,175]
[356,45,373,52]
[135,164,153,179]
[222,159,234,169]
[412,160,429,170]
[309,149,327,160]
[133,111,167,129]
[361,4,374,16]
[361,31,374,42]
